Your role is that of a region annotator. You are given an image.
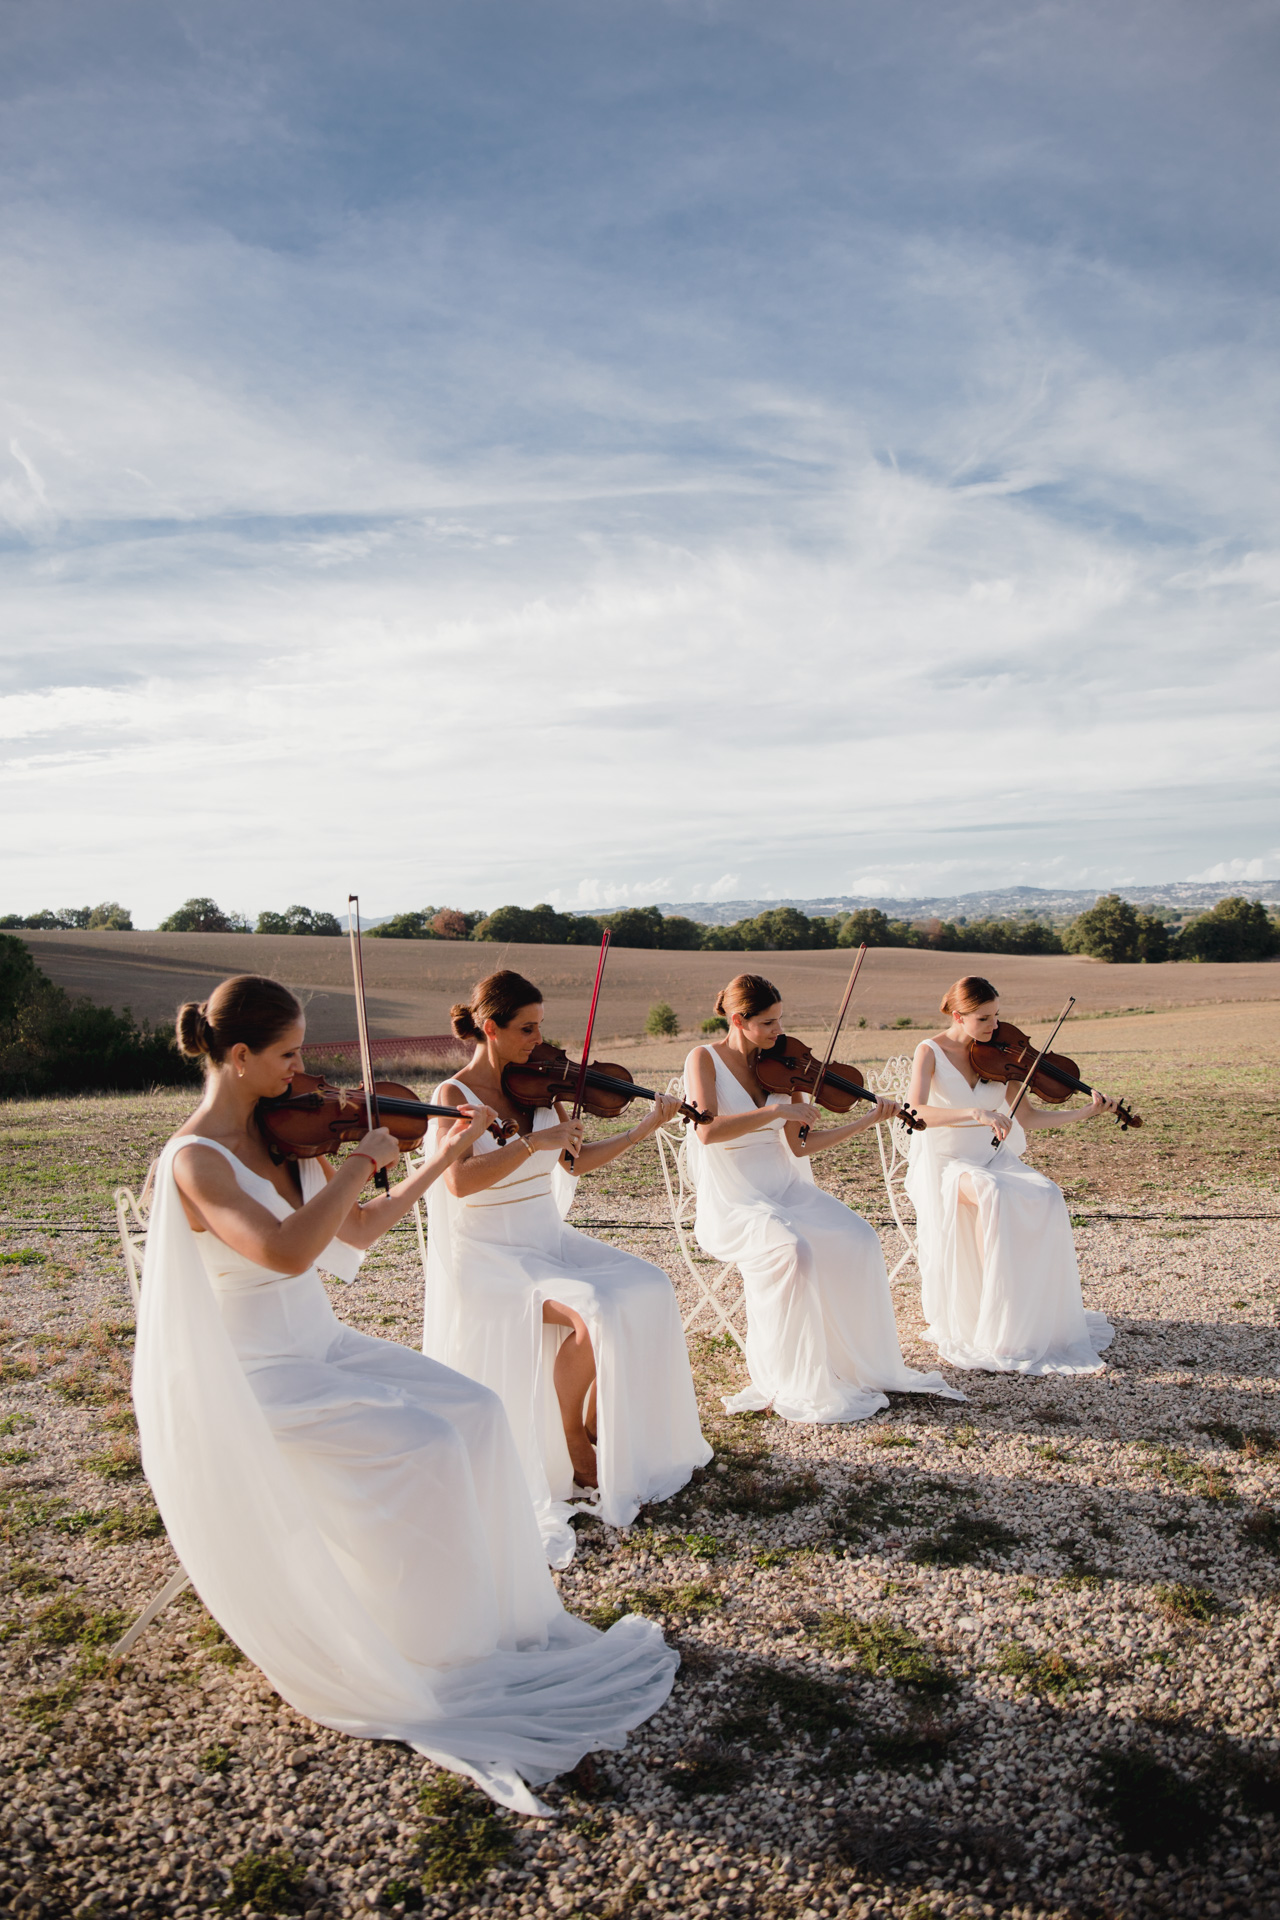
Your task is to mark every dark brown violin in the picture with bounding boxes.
[754,1034,925,1132]
[503,1043,710,1127]
[968,1021,1142,1131]
[258,1072,514,1163]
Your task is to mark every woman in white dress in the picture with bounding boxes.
[425,970,710,1567]
[683,973,964,1424]
[904,974,1118,1374]
[135,973,677,1813]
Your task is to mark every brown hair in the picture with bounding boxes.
[940,975,999,1017]
[714,973,782,1022]
[450,970,543,1040]
[176,975,303,1066]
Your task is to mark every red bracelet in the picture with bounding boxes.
[350,1152,378,1171]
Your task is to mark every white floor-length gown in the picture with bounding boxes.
[903,1041,1114,1374]
[133,1138,678,1813]
[423,1087,711,1568]
[684,1050,963,1423]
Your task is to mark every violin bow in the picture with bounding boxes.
[565,929,611,1172]
[347,894,389,1193]
[797,944,868,1145]
[992,995,1075,1157]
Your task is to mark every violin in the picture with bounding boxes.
[967,1021,1142,1131]
[257,1072,514,1163]
[502,1043,710,1128]
[754,1034,925,1132]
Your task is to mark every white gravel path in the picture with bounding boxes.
[1,1179,1277,1920]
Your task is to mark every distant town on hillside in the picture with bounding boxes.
[642,881,1280,927]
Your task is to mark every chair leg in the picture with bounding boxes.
[110,1566,192,1659]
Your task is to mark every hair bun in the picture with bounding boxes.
[941,975,999,1017]
[176,1000,213,1059]
[450,1002,479,1040]
[713,989,727,1017]
[175,975,302,1067]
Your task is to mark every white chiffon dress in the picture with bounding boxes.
[133,1137,677,1813]
[423,1087,711,1569]
[684,1049,963,1424]
[903,1041,1114,1374]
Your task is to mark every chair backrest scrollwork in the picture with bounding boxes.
[113,1158,157,1314]
[865,1055,919,1281]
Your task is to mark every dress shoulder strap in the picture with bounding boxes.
[165,1135,274,1196]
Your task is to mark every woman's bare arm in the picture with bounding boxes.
[781,1096,901,1157]
[687,1047,793,1145]
[907,1040,1009,1133]
[173,1143,380,1276]
[326,1108,499,1247]
[439,1084,569,1197]
[1018,1091,1118,1131]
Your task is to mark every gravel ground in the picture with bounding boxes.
[1,1105,1278,1920]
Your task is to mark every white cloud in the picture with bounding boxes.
[0,4,1277,924]
[1187,854,1280,883]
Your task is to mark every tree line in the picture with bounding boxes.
[5,891,1276,963]
[0,936,198,1098]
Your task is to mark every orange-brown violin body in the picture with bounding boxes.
[257,1072,512,1162]
[754,1034,925,1132]
[502,1043,709,1126]
[968,1022,1142,1130]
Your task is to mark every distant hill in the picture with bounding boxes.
[642,882,1280,927]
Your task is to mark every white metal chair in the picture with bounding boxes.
[866,1054,920,1282]
[112,1160,156,1315]
[655,1077,747,1354]
[109,1162,192,1657]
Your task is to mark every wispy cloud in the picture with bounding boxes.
[2,1,1277,921]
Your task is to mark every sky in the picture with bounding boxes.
[2,0,1279,925]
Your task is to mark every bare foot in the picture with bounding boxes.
[567,1430,598,1488]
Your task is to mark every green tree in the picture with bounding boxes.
[645,1001,679,1036]
[0,935,41,1022]
[256,905,342,936]
[473,904,603,945]
[160,897,250,933]
[1174,895,1279,962]
[0,934,197,1097]
[600,906,665,948]
[701,906,828,950]
[1135,911,1170,963]
[86,902,133,931]
[368,908,435,939]
[0,910,59,930]
[1063,894,1142,963]
[837,908,898,948]
[660,915,705,950]
[957,917,1065,956]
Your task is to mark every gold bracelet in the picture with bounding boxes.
[520,1135,536,1159]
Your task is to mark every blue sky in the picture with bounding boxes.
[2,0,1278,923]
